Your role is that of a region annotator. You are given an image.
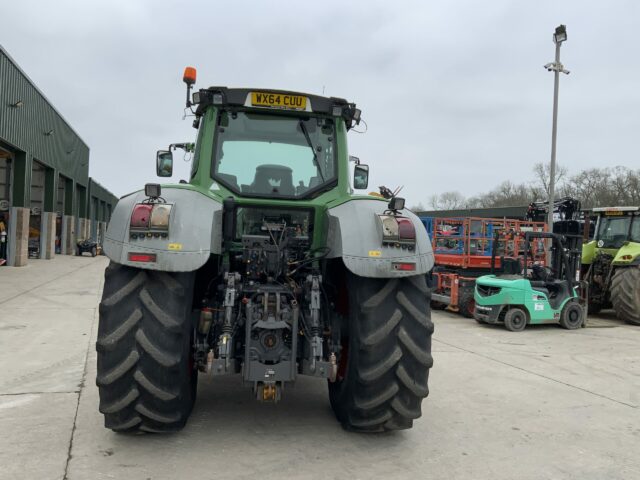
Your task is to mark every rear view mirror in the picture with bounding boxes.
[156,150,173,177]
[353,164,369,190]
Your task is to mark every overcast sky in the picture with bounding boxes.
[2,0,639,205]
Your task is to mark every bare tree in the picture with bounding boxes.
[429,191,466,210]
[471,181,536,208]
[409,202,426,212]
[532,162,568,197]
[421,165,639,213]
[564,167,640,208]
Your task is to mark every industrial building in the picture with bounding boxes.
[416,205,531,220]
[0,44,118,266]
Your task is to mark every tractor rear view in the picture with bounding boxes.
[95,67,435,434]
[582,207,640,324]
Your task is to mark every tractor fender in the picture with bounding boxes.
[326,199,434,278]
[103,187,222,272]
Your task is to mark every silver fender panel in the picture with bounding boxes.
[103,187,222,272]
[326,199,434,278]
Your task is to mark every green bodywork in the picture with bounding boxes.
[164,106,382,251]
[103,88,435,276]
[581,239,640,266]
[474,275,578,325]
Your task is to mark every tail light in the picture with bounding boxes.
[379,215,399,241]
[150,204,171,228]
[130,203,172,239]
[130,204,153,228]
[377,215,416,249]
[396,217,416,241]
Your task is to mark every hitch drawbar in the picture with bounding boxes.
[198,273,337,402]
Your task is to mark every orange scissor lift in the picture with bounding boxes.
[427,217,548,317]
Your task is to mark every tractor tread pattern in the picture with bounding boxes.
[96,308,142,352]
[361,309,402,347]
[330,274,433,432]
[96,262,195,433]
[610,267,640,325]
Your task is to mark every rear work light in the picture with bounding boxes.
[128,253,157,263]
[377,214,416,250]
[130,203,172,240]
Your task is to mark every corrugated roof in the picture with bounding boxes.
[0,43,88,149]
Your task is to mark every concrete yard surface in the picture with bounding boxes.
[1,256,639,480]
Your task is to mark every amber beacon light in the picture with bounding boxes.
[183,66,197,85]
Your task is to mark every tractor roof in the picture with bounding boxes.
[592,206,639,213]
[192,87,361,129]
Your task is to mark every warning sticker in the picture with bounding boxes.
[534,303,544,311]
[168,243,183,251]
[368,250,382,257]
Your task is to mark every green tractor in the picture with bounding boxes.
[96,67,435,433]
[474,232,586,332]
[581,207,640,324]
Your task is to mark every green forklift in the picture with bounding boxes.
[474,231,586,332]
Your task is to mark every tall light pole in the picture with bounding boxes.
[544,24,570,233]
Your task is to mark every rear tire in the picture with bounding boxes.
[559,301,583,330]
[504,307,527,332]
[610,267,640,325]
[329,274,433,432]
[96,262,197,433]
[458,289,475,318]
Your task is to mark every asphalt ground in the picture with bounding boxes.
[0,256,638,480]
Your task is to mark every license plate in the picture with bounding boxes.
[251,92,307,110]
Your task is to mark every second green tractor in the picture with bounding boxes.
[581,207,640,325]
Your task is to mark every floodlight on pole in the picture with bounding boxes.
[545,24,570,235]
[553,25,567,44]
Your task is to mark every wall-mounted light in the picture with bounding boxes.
[9,100,24,108]
[45,129,54,136]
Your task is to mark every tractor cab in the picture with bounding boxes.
[154,69,366,206]
[474,231,586,331]
[582,207,640,265]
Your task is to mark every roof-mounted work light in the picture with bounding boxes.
[145,183,162,199]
